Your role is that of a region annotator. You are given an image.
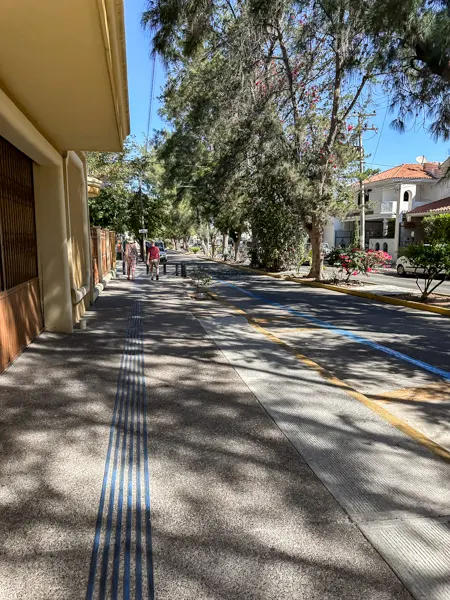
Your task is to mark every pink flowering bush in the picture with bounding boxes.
[326,247,392,282]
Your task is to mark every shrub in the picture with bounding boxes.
[325,247,391,282]
[405,243,450,300]
[190,246,201,254]
[423,214,450,243]
[190,267,212,292]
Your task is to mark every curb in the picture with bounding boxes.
[201,256,450,318]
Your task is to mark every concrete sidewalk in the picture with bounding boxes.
[0,264,437,599]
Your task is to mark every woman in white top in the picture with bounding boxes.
[125,238,139,280]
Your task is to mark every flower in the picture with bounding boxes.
[347,124,354,131]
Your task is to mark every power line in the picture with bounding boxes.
[370,102,389,168]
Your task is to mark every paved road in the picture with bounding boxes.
[175,254,450,448]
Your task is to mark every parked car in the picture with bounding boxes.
[395,255,423,276]
[155,241,167,264]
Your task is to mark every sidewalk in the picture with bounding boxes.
[0,264,447,599]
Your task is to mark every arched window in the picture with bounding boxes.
[403,191,410,203]
[383,242,388,252]
[375,243,380,251]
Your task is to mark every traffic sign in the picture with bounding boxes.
[139,229,148,234]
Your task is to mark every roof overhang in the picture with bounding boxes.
[408,210,450,218]
[0,0,130,152]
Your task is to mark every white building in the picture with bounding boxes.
[331,160,449,259]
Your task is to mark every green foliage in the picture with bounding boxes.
[405,243,450,299]
[190,246,201,254]
[327,248,391,281]
[250,176,307,272]
[87,137,173,239]
[423,214,450,243]
[144,0,450,278]
[190,267,212,292]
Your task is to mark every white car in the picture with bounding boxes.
[396,255,424,276]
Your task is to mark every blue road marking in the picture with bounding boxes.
[219,280,450,382]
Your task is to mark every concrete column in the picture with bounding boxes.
[94,226,103,283]
[393,186,402,261]
[33,162,73,333]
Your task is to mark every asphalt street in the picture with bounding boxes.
[176,254,450,450]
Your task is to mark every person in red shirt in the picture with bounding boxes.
[147,240,160,281]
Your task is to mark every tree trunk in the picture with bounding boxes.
[222,232,229,260]
[234,232,242,261]
[308,220,324,279]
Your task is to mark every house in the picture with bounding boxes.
[0,1,129,373]
[404,197,450,241]
[331,161,447,259]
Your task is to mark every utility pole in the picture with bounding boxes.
[357,113,377,249]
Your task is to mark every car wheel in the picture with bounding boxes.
[397,264,406,276]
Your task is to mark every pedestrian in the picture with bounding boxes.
[147,239,160,281]
[125,237,139,280]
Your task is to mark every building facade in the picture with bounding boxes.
[332,162,448,259]
[0,0,129,373]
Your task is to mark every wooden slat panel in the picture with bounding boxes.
[0,137,42,373]
[0,278,43,373]
[0,136,38,290]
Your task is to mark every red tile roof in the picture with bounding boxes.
[408,197,450,215]
[365,163,440,184]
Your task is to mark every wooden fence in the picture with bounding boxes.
[91,227,117,289]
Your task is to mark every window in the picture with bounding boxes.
[375,243,380,251]
[403,191,411,203]
[383,242,388,252]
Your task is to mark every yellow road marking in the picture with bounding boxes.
[206,290,450,464]
[370,382,450,404]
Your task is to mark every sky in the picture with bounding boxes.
[124,0,450,169]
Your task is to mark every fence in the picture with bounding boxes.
[0,135,43,374]
[91,227,117,289]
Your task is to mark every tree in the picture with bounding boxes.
[87,137,173,241]
[366,0,450,139]
[144,0,450,278]
[405,242,450,300]
[423,214,450,243]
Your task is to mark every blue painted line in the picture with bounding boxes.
[139,303,155,600]
[219,280,450,381]
[135,338,143,600]
[98,315,134,600]
[107,317,135,600]
[123,332,137,599]
[85,325,129,600]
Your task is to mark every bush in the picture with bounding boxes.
[423,214,450,243]
[190,267,212,291]
[405,243,450,300]
[190,246,201,254]
[326,247,391,282]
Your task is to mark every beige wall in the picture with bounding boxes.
[0,89,94,333]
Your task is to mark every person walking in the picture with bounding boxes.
[147,240,160,281]
[125,237,139,280]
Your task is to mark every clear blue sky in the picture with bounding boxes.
[125,0,450,168]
